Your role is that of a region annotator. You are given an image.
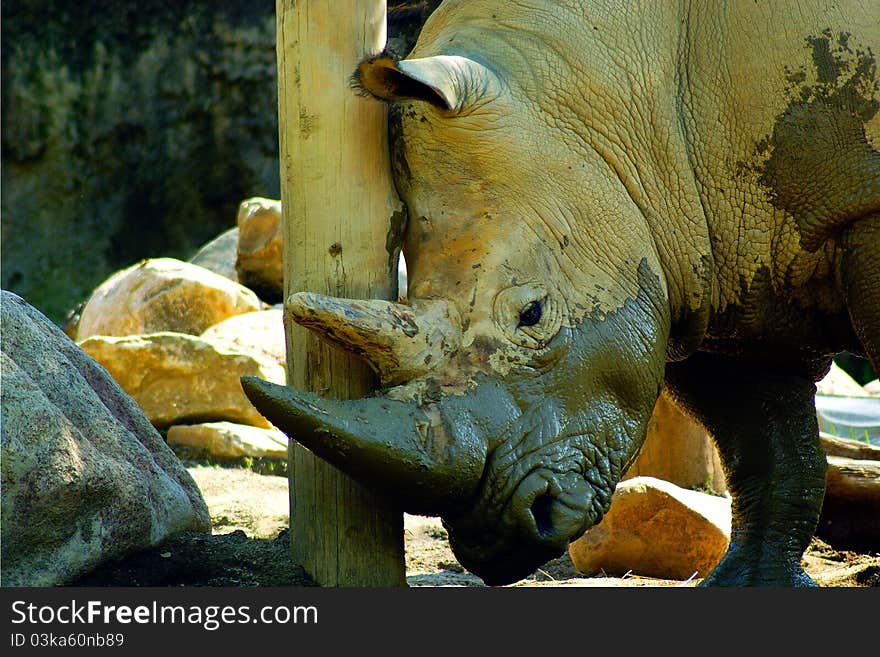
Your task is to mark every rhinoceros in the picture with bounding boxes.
[242,0,880,586]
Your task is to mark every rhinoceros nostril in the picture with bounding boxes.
[513,470,592,546]
[530,494,557,540]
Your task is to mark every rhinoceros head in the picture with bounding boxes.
[243,10,673,585]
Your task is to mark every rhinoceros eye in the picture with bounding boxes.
[517,300,543,328]
[495,285,560,350]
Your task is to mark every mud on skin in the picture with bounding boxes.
[245,2,879,586]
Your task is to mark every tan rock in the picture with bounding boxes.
[568,476,731,581]
[76,257,262,341]
[78,332,284,429]
[231,197,409,303]
[1,292,210,586]
[167,422,288,460]
[235,197,283,301]
[200,308,286,372]
[189,227,240,283]
[624,389,727,494]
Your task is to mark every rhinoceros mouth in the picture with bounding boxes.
[441,467,602,586]
[448,529,571,586]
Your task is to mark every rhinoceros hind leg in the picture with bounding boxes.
[665,353,827,587]
[841,214,880,372]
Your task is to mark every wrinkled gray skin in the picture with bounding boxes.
[243,0,879,586]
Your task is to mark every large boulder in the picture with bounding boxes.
[167,422,288,461]
[0,291,210,586]
[78,331,284,429]
[232,195,413,305]
[623,389,727,493]
[75,258,262,341]
[568,477,731,581]
[189,227,240,283]
[235,197,283,302]
[200,307,286,373]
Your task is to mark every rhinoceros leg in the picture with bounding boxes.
[841,214,880,372]
[664,353,827,587]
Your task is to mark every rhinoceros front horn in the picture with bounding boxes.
[240,376,488,514]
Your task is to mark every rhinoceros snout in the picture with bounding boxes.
[445,469,596,586]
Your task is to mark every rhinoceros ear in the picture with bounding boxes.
[355,54,500,113]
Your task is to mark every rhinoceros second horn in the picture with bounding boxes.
[285,292,460,387]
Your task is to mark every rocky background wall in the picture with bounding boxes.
[1,0,440,326]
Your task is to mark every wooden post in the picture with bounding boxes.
[276,1,407,586]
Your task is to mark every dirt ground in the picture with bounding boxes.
[72,464,879,588]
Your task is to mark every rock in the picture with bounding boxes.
[75,258,262,341]
[0,291,210,586]
[623,389,727,494]
[167,422,288,461]
[189,227,240,283]
[61,299,86,340]
[568,477,731,581]
[200,308,286,372]
[78,332,284,429]
[232,195,411,304]
[235,197,283,302]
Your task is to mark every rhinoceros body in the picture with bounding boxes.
[244,0,880,585]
